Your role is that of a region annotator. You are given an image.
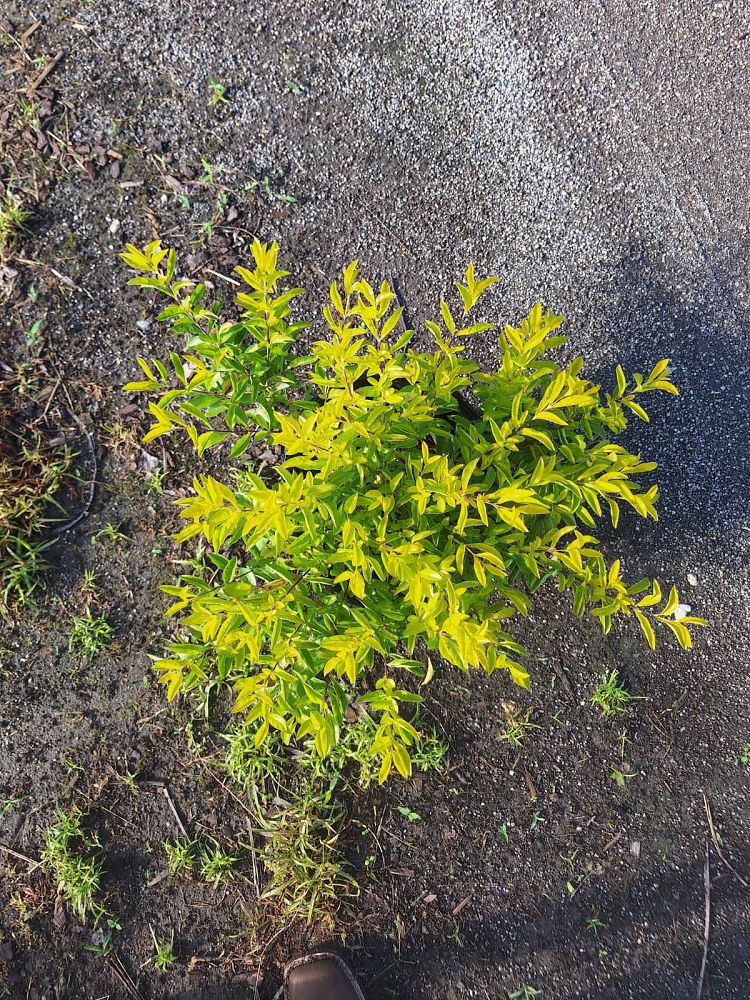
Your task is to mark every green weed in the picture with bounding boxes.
[90,522,129,545]
[198,839,238,886]
[207,77,229,107]
[221,726,285,796]
[591,669,640,718]
[68,613,113,657]
[397,806,421,822]
[42,806,105,923]
[610,767,637,787]
[0,398,72,611]
[258,796,356,922]
[499,708,539,747]
[163,837,195,875]
[0,191,31,259]
[149,926,177,971]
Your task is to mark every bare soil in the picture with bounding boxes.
[1,3,749,1000]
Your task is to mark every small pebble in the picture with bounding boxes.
[687,572,698,586]
[108,218,121,235]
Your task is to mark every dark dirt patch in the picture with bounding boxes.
[1,3,749,1000]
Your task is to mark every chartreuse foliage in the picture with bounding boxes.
[123,240,705,783]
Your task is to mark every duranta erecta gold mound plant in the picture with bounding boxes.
[123,239,705,782]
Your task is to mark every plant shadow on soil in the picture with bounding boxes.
[584,243,749,563]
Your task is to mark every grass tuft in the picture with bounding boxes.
[591,669,640,718]
[41,806,104,923]
[68,613,113,657]
[0,191,32,259]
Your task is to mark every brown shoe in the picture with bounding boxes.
[283,952,365,1000]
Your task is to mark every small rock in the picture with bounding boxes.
[138,450,160,476]
[630,840,641,859]
[674,603,691,621]
[136,318,152,333]
[108,218,121,235]
[687,572,698,586]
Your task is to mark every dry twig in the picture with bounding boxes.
[703,792,749,889]
[696,840,710,999]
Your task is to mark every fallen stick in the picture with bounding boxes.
[0,843,41,871]
[27,50,63,95]
[696,840,710,999]
[162,785,189,840]
[703,793,749,889]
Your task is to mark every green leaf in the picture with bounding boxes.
[634,609,656,650]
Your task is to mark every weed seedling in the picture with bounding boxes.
[591,669,640,719]
[164,837,195,876]
[146,468,167,495]
[499,822,510,843]
[610,767,637,787]
[411,733,448,772]
[221,726,284,798]
[0,402,72,611]
[509,987,541,999]
[198,839,238,886]
[117,767,140,792]
[149,926,176,971]
[199,157,222,185]
[396,806,421,823]
[560,848,578,871]
[80,570,99,602]
[62,751,84,774]
[68,613,113,658]
[529,811,546,832]
[735,743,750,766]
[499,708,540,747]
[85,917,121,957]
[245,174,297,204]
[25,319,43,350]
[0,191,31,258]
[587,912,606,935]
[208,77,229,106]
[215,191,229,215]
[42,806,104,923]
[1,536,54,608]
[90,522,128,545]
